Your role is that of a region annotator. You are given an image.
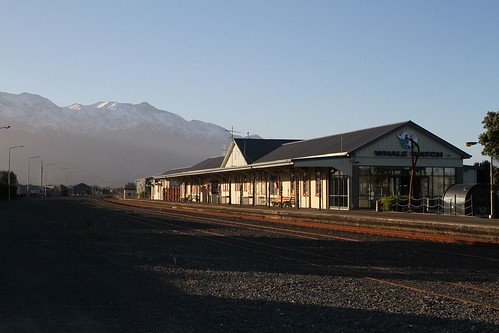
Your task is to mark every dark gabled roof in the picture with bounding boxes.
[159,166,193,176]
[255,122,408,163]
[255,120,471,163]
[233,138,299,163]
[189,155,224,171]
[160,155,225,176]
[73,183,92,190]
[159,120,471,179]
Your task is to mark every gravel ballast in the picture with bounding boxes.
[0,198,497,332]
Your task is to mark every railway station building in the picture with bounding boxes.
[149,121,471,210]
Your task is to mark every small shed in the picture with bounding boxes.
[443,184,494,217]
[123,183,137,199]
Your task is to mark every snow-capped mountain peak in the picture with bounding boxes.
[97,101,109,109]
[0,91,228,139]
[95,101,118,110]
[68,103,82,110]
[0,91,232,187]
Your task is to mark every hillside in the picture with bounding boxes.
[0,92,231,187]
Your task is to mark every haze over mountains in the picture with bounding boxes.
[0,91,232,187]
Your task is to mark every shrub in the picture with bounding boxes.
[379,195,397,211]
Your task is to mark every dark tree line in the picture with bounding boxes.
[477,111,499,188]
[0,171,19,200]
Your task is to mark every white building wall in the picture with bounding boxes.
[123,189,136,199]
[224,144,248,168]
[151,179,165,200]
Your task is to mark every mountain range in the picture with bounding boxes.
[0,91,232,187]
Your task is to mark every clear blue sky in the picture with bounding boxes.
[1,0,498,163]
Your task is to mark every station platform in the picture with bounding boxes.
[159,200,499,243]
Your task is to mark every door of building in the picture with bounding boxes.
[329,169,348,209]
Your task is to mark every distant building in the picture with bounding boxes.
[73,183,92,196]
[135,177,152,199]
[123,183,136,199]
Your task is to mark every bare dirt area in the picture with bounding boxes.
[0,198,497,332]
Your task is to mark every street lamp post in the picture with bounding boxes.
[8,145,24,200]
[466,141,495,219]
[27,156,41,198]
[44,163,55,197]
[66,171,74,196]
[59,167,69,196]
[60,167,69,186]
[40,160,43,194]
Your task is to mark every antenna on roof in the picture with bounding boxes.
[225,126,241,139]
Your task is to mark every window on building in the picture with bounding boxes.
[270,175,277,195]
[330,169,348,208]
[358,166,456,209]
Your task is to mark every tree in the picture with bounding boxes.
[0,171,19,200]
[0,170,18,185]
[478,111,499,159]
[478,111,499,190]
[473,160,499,185]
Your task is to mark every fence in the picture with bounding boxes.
[385,195,487,217]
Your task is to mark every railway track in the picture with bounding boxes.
[102,197,499,245]
[75,197,499,315]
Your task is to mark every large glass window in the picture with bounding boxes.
[330,169,348,208]
[358,166,371,208]
[372,167,391,197]
[269,175,278,196]
[302,172,309,196]
[358,166,456,208]
[432,167,445,196]
[445,168,456,190]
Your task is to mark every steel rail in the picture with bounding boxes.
[110,198,499,245]
[106,198,499,256]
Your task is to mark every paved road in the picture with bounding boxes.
[0,198,498,332]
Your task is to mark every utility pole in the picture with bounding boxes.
[27,156,40,198]
[8,145,23,200]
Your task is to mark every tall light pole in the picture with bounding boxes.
[66,171,74,196]
[27,156,41,198]
[59,167,69,196]
[8,145,24,200]
[466,141,494,219]
[44,163,55,197]
[60,167,69,186]
[40,160,43,194]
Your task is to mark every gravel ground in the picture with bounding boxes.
[0,198,497,332]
